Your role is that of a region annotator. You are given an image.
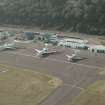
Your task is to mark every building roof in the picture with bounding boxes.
[63,38,88,44]
[89,44,105,50]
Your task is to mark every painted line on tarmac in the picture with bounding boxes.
[1,52,103,70]
[63,83,84,90]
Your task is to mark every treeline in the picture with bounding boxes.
[0,0,105,35]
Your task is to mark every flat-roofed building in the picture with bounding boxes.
[58,38,88,49]
[88,45,105,53]
[62,38,88,44]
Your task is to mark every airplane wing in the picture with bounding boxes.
[46,51,57,54]
[34,49,41,53]
[37,51,56,55]
[66,55,73,59]
[38,50,57,57]
[5,46,14,49]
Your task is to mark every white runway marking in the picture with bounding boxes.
[2,52,103,70]
[63,83,84,90]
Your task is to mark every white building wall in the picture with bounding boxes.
[88,45,105,53]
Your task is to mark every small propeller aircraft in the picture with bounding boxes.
[66,49,80,62]
[34,44,57,57]
[0,42,16,51]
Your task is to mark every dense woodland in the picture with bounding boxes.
[0,0,105,35]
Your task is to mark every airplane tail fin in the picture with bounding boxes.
[66,54,72,61]
[73,49,80,55]
[44,43,48,48]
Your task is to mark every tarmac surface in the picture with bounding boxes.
[0,42,105,105]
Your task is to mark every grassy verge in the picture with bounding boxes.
[99,68,105,75]
[70,80,105,105]
[0,64,62,105]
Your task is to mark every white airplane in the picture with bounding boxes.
[66,49,80,62]
[34,44,57,57]
[0,42,16,51]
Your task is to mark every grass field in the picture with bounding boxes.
[71,80,105,105]
[0,64,62,105]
